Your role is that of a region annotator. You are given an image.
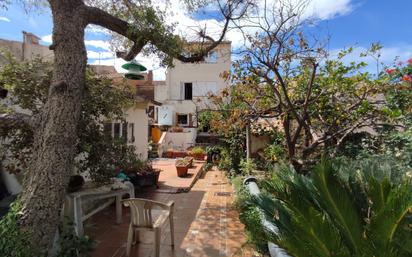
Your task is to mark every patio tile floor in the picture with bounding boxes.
[86,166,260,257]
[151,158,205,193]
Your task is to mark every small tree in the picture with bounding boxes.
[210,1,386,171]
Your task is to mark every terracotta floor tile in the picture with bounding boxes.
[86,165,256,257]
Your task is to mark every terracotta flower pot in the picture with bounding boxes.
[176,165,189,177]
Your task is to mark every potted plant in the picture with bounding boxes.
[184,156,194,167]
[175,158,190,177]
[190,146,206,161]
[135,161,161,187]
[125,160,161,188]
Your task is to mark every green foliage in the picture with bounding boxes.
[382,58,412,125]
[239,158,257,176]
[197,110,213,132]
[232,177,268,255]
[76,138,141,184]
[203,162,213,172]
[217,147,232,172]
[0,201,33,257]
[190,146,205,155]
[251,160,412,257]
[263,143,284,162]
[0,203,95,257]
[0,55,135,183]
[57,218,94,257]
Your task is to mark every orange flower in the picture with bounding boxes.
[402,74,412,82]
[386,68,396,75]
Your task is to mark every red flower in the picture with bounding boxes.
[408,58,412,64]
[402,74,412,82]
[386,68,396,75]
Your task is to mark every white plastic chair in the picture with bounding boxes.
[122,198,175,257]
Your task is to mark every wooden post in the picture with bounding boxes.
[246,122,251,160]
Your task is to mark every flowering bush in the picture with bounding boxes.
[385,58,412,83]
[384,58,412,124]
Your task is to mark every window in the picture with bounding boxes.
[177,114,189,126]
[205,51,217,63]
[103,123,112,137]
[184,82,193,100]
[103,122,135,143]
[113,123,120,138]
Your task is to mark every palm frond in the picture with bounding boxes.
[370,183,412,254]
[311,160,364,254]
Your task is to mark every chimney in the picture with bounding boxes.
[22,31,40,45]
[147,70,153,83]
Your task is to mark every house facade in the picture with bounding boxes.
[0,33,156,196]
[153,42,231,151]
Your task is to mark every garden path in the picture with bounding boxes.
[86,166,259,257]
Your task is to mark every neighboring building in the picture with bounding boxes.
[89,66,161,161]
[153,42,231,151]
[0,31,53,65]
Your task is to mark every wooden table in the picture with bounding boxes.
[64,180,135,236]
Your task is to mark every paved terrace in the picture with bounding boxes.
[151,158,204,193]
[85,166,259,257]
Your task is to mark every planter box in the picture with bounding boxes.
[176,165,189,177]
[173,151,187,158]
[131,171,160,188]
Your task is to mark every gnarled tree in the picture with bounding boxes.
[1,0,251,255]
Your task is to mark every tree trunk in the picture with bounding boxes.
[19,0,87,255]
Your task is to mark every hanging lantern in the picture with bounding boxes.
[122,60,147,80]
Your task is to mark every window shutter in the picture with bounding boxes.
[189,113,193,127]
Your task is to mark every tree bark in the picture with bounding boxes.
[19,0,87,255]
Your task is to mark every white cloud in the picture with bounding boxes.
[305,0,354,20]
[41,35,111,51]
[0,17,10,22]
[85,40,111,50]
[85,24,110,35]
[151,0,356,50]
[41,34,52,44]
[87,51,114,59]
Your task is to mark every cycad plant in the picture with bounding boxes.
[252,160,412,257]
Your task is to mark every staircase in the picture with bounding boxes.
[149,132,167,159]
[149,143,160,158]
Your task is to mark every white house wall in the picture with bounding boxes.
[163,128,197,151]
[125,106,149,160]
[157,43,231,117]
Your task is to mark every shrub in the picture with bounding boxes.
[239,158,257,176]
[57,218,94,257]
[0,201,33,257]
[191,146,205,155]
[252,160,412,257]
[232,176,269,255]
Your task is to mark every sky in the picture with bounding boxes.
[0,0,411,80]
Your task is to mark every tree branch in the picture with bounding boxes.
[0,112,33,133]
